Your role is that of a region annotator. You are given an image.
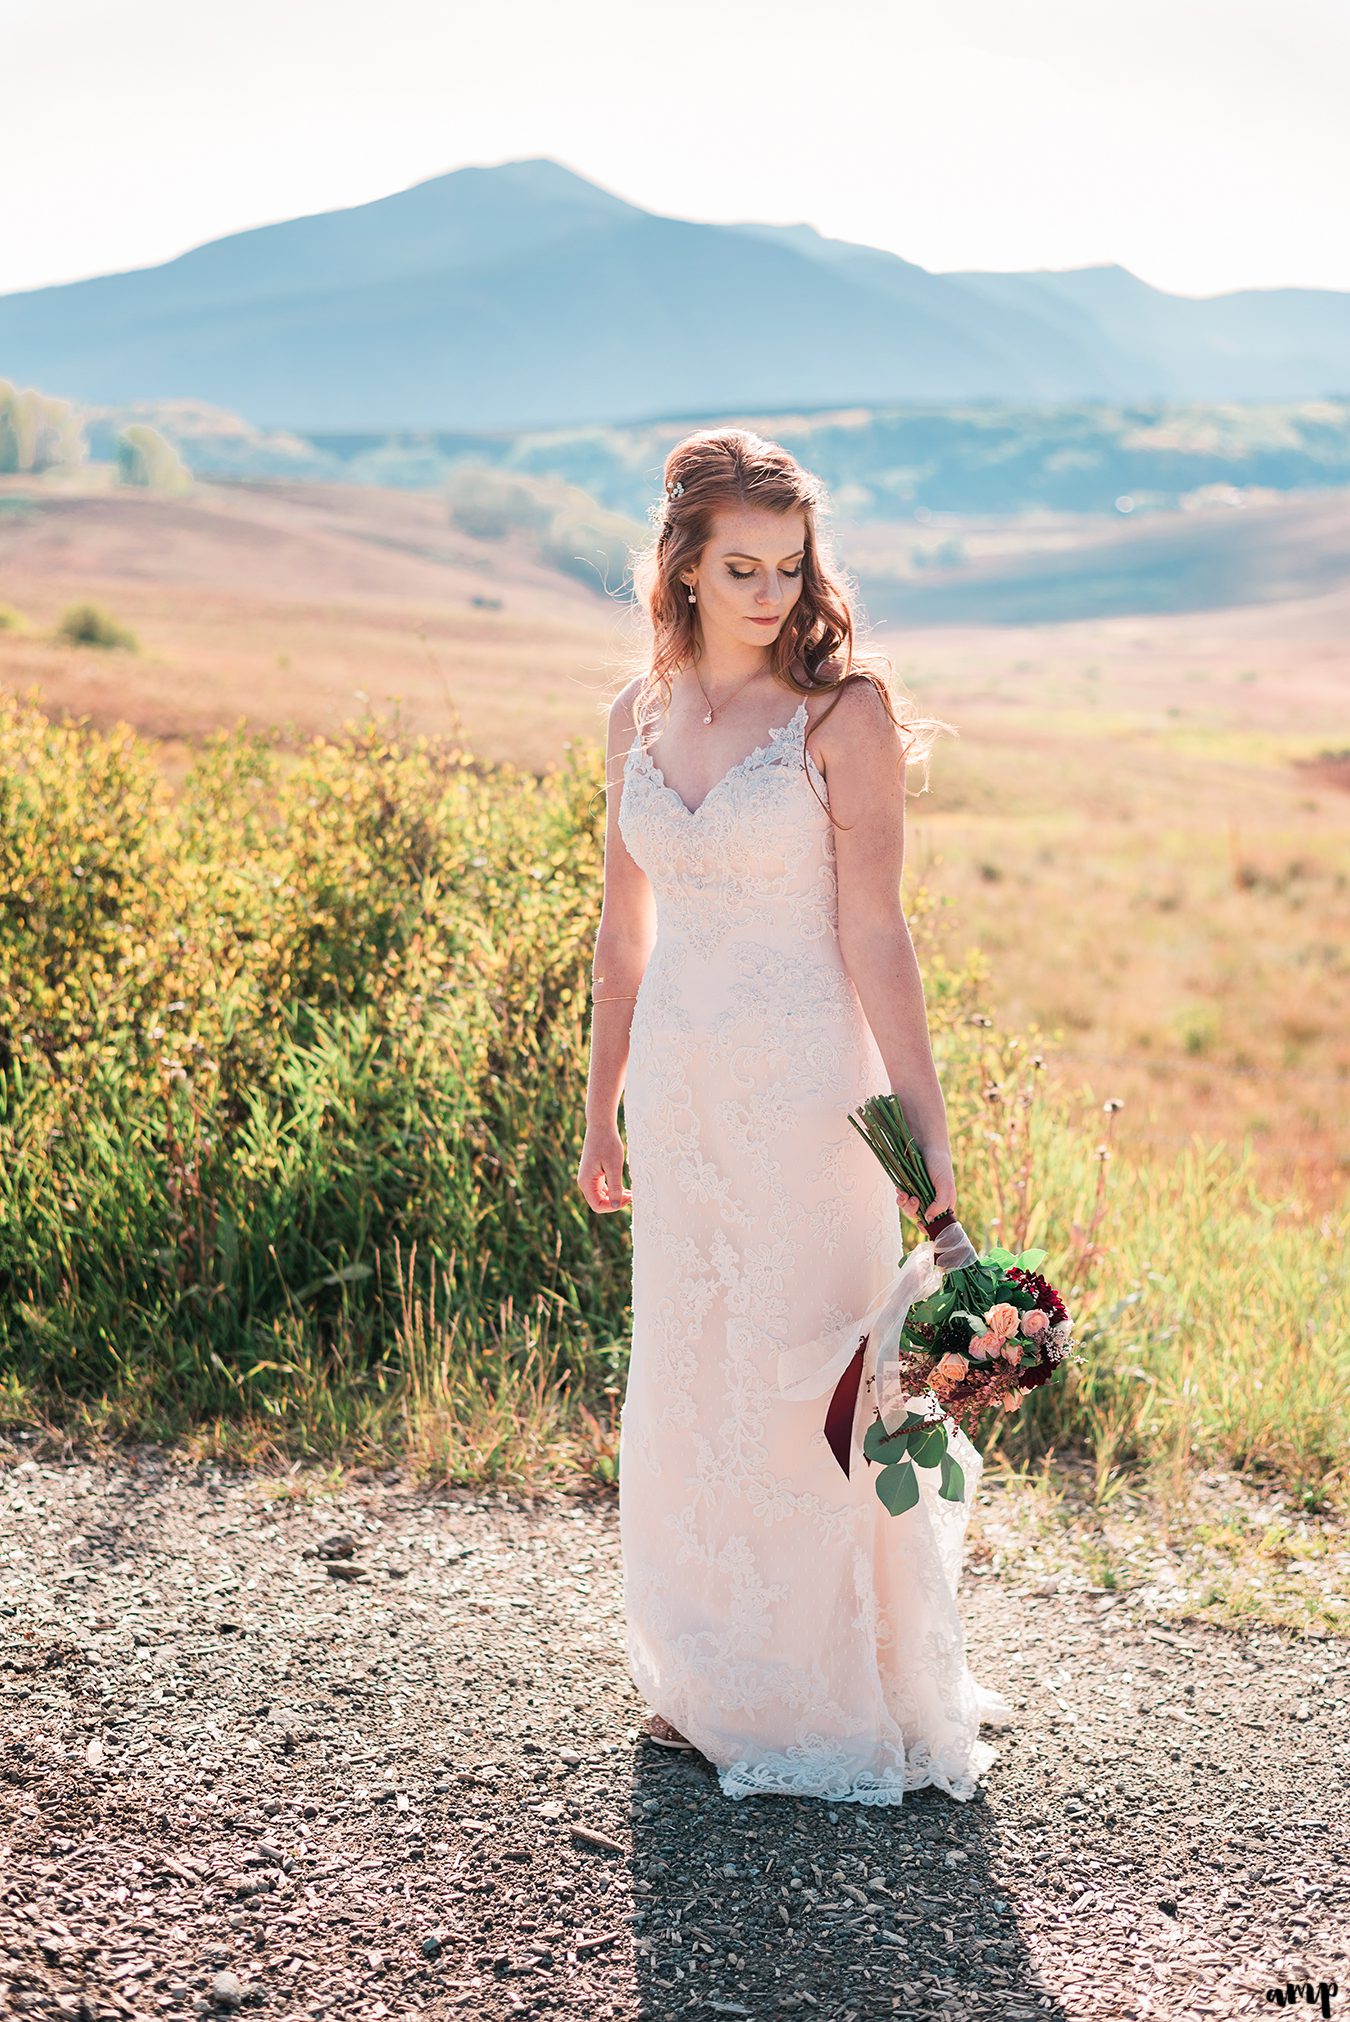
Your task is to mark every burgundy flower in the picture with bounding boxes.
[1005,1266,1068,1325]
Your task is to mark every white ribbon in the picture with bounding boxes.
[775,1219,980,1432]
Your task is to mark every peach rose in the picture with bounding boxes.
[1021,1309,1050,1339]
[934,1352,968,1386]
[967,1332,999,1362]
[983,1302,1021,1343]
[1000,1390,1023,1412]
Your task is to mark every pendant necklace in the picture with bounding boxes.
[692,665,768,725]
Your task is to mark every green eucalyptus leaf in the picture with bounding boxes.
[876,1460,920,1516]
[863,1416,909,1464]
[939,1450,966,1501]
[910,1425,949,1468]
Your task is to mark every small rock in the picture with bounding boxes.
[221,1872,270,1900]
[535,1800,566,1819]
[326,1562,366,1582]
[211,1970,244,2009]
[316,1533,356,1559]
[421,1936,442,1960]
[1158,1897,1178,1918]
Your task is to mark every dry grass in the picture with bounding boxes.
[2,468,1346,1218]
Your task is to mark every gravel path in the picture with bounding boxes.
[2,1445,1347,2022]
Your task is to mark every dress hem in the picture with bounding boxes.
[714,1733,1002,1807]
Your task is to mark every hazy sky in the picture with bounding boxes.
[5,0,1347,299]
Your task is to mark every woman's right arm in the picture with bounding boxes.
[577,679,656,1215]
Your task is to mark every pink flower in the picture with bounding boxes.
[967,1332,999,1362]
[1002,1337,1023,1364]
[933,1352,969,1387]
[984,1302,1021,1342]
[1000,1390,1022,1412]
[1021,1309,1050,1339]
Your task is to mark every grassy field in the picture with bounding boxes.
[2,469,1346,1213]
[1,470,1347,1514]
[0,676,1345,1518]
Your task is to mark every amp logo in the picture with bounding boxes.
[1266,1986,1338,2019]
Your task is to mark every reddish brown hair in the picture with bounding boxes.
[624,426,954,820]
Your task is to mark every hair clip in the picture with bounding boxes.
[666,480,684,499]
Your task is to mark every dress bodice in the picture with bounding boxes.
[619,695,862,1042]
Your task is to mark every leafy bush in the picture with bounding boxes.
[0,690,1343,1495]
[445,462,642,594]
[55,603,140,651]
[0,379,85,473]
[116,422,192,492]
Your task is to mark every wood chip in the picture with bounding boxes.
[569,1824,624,1855]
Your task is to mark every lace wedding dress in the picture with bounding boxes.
[616,688,1013,1805]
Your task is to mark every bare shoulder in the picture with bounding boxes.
[804,671,901,771]
[605,674,648,763]
[608,674,645,735]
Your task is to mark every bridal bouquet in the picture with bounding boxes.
[834,1092,1079,1517]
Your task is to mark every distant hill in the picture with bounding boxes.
[68,391,1350,520]
[1,158,1348,430]
[3,471,1348,633]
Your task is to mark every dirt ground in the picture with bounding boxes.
[2,1441,1347,2022]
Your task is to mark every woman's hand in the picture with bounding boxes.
[578,1120,632,1213]
[896,1145,957,1228]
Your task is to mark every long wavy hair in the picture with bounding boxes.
[623,427,955,824]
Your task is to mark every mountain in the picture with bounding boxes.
[2,157,1347,430]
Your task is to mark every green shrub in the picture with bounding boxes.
[0,688,1343,1496]
[0,379,85,473]
[445,462,642,593]
[55,603,139,651]
[115,422,192,492]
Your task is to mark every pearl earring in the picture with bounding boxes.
[686,584,697,606]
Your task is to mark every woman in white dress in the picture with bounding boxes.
[578,427,1013,1805]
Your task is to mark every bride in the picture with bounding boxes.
[577,427,1013,1804]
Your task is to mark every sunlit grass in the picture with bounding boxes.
[0,686,1346,1515]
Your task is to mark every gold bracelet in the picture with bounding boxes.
[591,993,638,1003]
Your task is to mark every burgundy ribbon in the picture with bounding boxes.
[823,1207,960,1478]
[824,1341,867,1478]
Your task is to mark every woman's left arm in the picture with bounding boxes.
[816,679,956,1219]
